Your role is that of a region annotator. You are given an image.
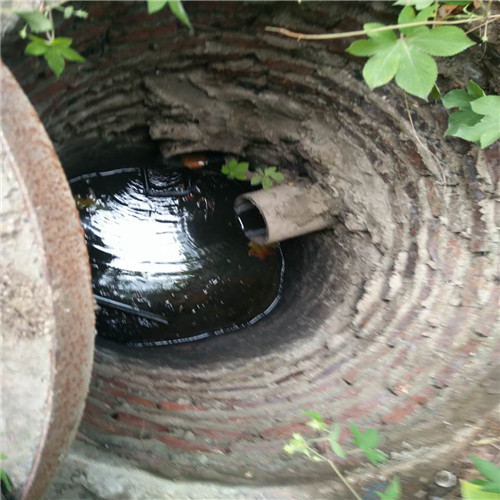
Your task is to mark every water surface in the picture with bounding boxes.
[70,154,283,346]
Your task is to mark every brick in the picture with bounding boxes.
[94,374,130,390]
[426,218,440,262]
[83,414,137,438]
[337,399,384,421]
[381,390,436,424]
[260,423,312,439]
[191,427,255,442]
[158,401,205,411]
[425,177,442,217]
[116,412,170,433]
[461,257,488,307]
[103,387,157,408]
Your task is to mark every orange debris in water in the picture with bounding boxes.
[181,153,208,169]
[248,242,278,260]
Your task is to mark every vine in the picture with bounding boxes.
[285,411,500,500]
[267,0,500,148]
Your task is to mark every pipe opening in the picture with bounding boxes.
[234,198,268,244]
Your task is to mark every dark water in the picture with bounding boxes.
[70,154,284,346]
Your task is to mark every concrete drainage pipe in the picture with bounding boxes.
[234,183,337,244]
[2,1,499,498]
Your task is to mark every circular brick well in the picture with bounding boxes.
[2,0,499,492]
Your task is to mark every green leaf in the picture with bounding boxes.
[51,37,73,48]
[302,410,323,421]
[445,109,482,135]
[331,440,346,459]
[147,0,168,14]
[398,6,417,35]
[284,433,310,456]
[347,39,379,57]
[262,177,273,189]
[264,167,277,175]
[362,42,401,89]
[394,43,437,99]
[446,95,500,148]
[329,423,346,459]
[44,47,65,78]
[461,480,500,499]
[442,89,474,109]
[375,477,401,500]
[250,176,261,186]
[28,34,47,43]
[64,6,74,18]
[394,0,434,10]
[467,81,485,99]
[431,84,441,100]
[0,455,6,460]
[74,10,88,19]
[270,171,285,182]
[307,419,329,432]
[0,469,12,493]
[16,11,53,33]
[221,160,249,180]
[25,40,47,55]
[235,162,249,173]
[415,5,437,22]
[409,26,475,56]
[167,0,193,30]
[330,422,341,441]
[471,455,500,493]
[350,423,381,450]
[455,116,500,148]
[61,47,85,62]
[470,96,500,116]
[364,447,389,465]
[364,23,397,42]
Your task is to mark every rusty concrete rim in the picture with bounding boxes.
[1,62,95,500]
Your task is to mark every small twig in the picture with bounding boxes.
[482,0,493,39]
[266,14,500,41]
[403,93,447,186]
[465,18,492,33]
[308,447,362,500]
[473,437,500,446]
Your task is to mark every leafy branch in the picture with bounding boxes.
[460,455,500,499]
[8,2,87,78]
[266,1,499,148]
[443,81,500,148]
[221,159,250,180]
[345,6,476,99]
[147,0,193,30]
[265,13,500,41]
[0,454,12,494]
[221,159,285,189]
[284,411,399,500]
[251,167,285,190]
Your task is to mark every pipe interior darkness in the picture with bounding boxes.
[2,0,499,487]
[234,198,268,243]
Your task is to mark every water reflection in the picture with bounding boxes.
[70,156,284,346]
